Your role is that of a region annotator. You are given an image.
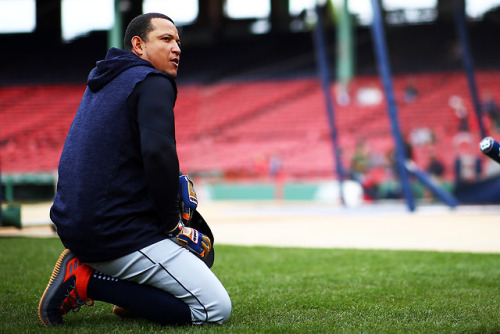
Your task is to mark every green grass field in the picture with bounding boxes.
[1,236,499,333]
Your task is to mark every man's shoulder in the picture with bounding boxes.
[121,64,157,76]
[123,66,174,84]
[142,72,177,94]
[137,73,177,98]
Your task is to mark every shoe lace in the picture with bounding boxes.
[61,281,94,314]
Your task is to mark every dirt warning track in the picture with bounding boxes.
[4,201,500,254]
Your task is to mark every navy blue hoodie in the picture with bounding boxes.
[51,48,180,262]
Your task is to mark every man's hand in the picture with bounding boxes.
[167,221,211,259]
[178,173,198,224]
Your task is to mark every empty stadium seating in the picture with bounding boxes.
[0,84,84,172]
[1,70,499,184]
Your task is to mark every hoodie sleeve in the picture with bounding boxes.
[133,74,180,231]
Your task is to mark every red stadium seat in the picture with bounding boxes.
[1,70,499,181]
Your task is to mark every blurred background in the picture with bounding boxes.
[1,0,500,212]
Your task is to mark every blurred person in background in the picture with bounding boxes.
[449,95,470,132]
[453,135,482,186]
[482,90,500,132]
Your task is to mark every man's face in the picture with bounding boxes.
[140,18,181,78]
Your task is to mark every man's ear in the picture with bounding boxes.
[131,36,144,56]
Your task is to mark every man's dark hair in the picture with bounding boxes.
[123,13,174,51]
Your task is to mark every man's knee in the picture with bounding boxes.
[211,293,232,324]
[194,291,231,325]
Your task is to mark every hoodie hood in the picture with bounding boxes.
[87,48,156,92]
